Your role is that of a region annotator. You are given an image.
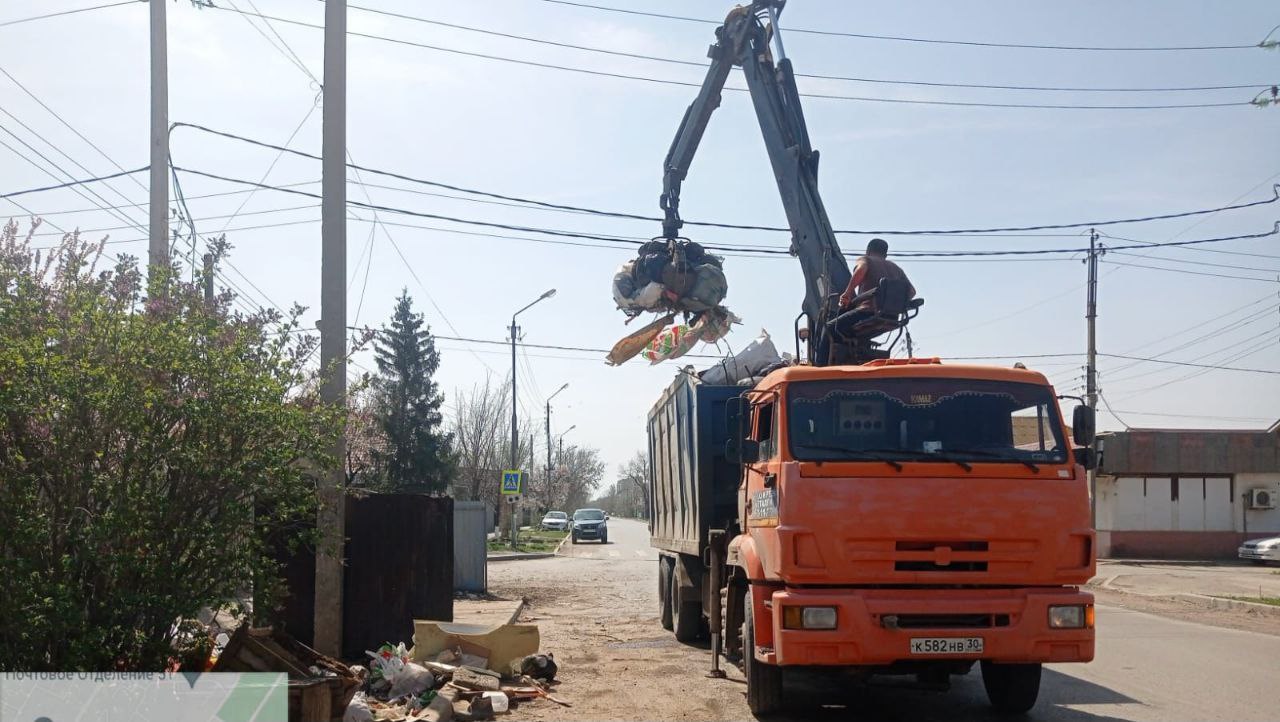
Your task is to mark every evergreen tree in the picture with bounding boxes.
[372,290,456,493]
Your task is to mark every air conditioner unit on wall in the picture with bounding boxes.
[1248,488,1276,510]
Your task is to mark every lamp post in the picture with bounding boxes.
[546,383,569,512]
[509,289,555,547]
[557,425,577,470]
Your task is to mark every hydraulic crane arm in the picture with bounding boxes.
[660,0,852,365]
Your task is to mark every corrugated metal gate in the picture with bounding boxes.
[454,501,490,592]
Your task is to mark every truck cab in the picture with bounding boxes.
[649,359,1097,714]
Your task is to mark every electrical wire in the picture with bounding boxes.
[208,5,1254,110]
[0,167,149,200]
[1102,258,1279,283]
[0,0,141,29]
[344,3,1275,94]
[1108,250,1280,274]
[172,121,1280,238]
[537,0,1264,52]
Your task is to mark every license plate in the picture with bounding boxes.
[910,637,984,655]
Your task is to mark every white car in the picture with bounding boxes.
[540,511,569,531]
[1238,535,1280,564]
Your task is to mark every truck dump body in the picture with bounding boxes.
[648,374,742,557]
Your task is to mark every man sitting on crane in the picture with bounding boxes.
[835,237,917,330]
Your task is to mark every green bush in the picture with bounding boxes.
[0,224,342,671]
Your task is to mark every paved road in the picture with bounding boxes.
[491,518,1280,721]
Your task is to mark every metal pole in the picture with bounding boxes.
[707,529,726,678]
[313,0,347,658]
[546,400,552,512]
[202,252,214,303]
[148,0,168,282]
[1086,228,1099,528]
[510,318,519,548]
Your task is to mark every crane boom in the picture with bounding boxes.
[660,0,852,365]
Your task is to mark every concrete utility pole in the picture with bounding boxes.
[546,383,569,510]
[508,289,556,546]
[314,0,347,657]
[148,0,169,280]
[1085,228,1101,527]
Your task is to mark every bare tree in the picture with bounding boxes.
[450,376,509,504]
[619,449,650,519]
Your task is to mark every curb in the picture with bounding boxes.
[1180,593,1280,618]
[487,552,555,562]
[553,533,572,557]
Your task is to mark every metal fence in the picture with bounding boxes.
[453,501,490,592]
[275,492,455,659]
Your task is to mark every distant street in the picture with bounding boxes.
[493,518,1280,721]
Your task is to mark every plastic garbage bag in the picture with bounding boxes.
[700,329,781,385]
[607,313,676,366]
[681,263,727,312]
[388,662,434,698]
[611,262,637,309]
[343,692,374,722]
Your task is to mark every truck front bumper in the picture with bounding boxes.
[761,587,1094,667]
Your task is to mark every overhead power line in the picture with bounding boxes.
[538,0,1266,52]
[169,164,1280,261]
[210,5,1255,110]
[0,167,150,200]
[0,0,141,29]
[171,121,1280,236]
[343,3,1274,94]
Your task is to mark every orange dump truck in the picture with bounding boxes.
[648,359,1097,714]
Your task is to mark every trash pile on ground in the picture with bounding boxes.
[212,625,362,721]
[608,239,739,366]
[341,620,564,722]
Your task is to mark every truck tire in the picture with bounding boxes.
[659,558,673,631]
[671,575,703,643]
[742,589,783,715]
[981,661,1041,715]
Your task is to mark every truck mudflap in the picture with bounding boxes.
[759,587,1094,667]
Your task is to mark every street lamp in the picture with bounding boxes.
[557,425,577,466]
[509,288,555,546]
[546,383,569,511]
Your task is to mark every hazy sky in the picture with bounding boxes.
[3,0,1278,483]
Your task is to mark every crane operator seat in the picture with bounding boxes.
[825,279,924,362]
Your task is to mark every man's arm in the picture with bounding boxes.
[838,260,867,308]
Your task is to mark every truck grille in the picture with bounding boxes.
[887,613,1011,630]
[893,540,989,572]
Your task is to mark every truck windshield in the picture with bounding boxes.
[787,378,1067,465]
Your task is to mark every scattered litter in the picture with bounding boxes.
[344,692,374,722]
[480,691,508,714]
[388,662,435,698]
[212,626,360,718]
[412,620,539,674]
[516,653,557,682]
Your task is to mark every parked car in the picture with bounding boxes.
[570,508,608,544]
[1239,535,1280,564]
[540,511,569,531]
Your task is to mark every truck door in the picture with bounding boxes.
[745,399,781,531]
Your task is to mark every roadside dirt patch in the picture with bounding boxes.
[1091,586,1280,637]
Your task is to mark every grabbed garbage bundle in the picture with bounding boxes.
[612,239,727,317]
[608,239,737,366]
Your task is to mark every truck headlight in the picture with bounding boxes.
[1048,605,1093,629]
[782,606,837,630]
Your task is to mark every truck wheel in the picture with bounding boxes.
[659,558,673,631]
[981,661,1041,715]
[742,589,783,715]
[671,575,703,643]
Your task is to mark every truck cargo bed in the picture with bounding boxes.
[648,374,743,556]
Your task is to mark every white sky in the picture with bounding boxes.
[3,0,1278,482]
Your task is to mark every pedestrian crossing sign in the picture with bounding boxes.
[500,469,523,495]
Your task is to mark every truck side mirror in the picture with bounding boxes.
[1073,447,1097,470]
[1072,405,1095,447]
[724,396,760,464]
[726,438,760,465]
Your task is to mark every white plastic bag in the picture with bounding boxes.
[387,662,434,698]
[700,329,780,385]
[343,692,374,722]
